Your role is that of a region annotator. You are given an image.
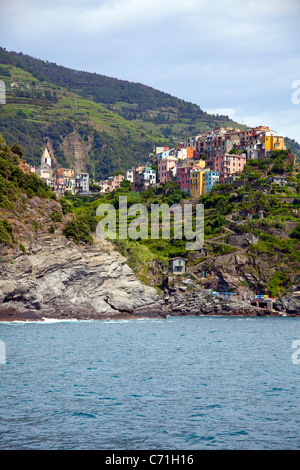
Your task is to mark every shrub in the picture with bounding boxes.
[165,189,187,205]
[0,138,53,207]
[268,271,291,297]
[32,220,39,231]
[59,198,73,215]
[51,210,62,222]
[235,224,250,234]
[19,243,26,254]
[0,218,13,245]
[63,213,95,244]
[290,223,300,240]
[212,244,237,255]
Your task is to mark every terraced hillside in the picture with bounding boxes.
[0,48,246,179]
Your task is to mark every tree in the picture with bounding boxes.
[120,179,131,190]
[290,223,300,240]
[10,143,24,157]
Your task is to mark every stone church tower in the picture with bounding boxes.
[41,148,52,167]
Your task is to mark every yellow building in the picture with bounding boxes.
[190,159,206,169]
[58,168,75,178]
[64,177,76,194]
[262,133,285,151]
[190,167,208,198]
[177,159,206,169]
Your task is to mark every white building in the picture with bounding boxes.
[99,179,110,193]
[124,169,134,183]
[75,173,89,194]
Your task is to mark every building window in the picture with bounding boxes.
[174,266,183,272]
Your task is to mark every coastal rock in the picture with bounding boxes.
[0,236,164,321]
[164,286,279,317]
[275,284,300,314]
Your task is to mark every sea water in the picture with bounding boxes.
[0,316,299,450]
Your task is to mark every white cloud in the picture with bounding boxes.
[0,0,300,142]
[205,106,300,143]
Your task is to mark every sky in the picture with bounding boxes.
[1,0,300,142]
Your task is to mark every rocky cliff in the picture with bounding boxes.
[1,231,298,321]
[0,235,280,321]
[0,190,299,321]
[0,234,164,321]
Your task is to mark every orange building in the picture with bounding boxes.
[186,147,196,159]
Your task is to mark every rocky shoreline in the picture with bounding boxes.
[0,234,299,322]
[0,235,164,321]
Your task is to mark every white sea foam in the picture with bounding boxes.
[41,318,94,323]
[0,318,95,325]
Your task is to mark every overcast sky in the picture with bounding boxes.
[1,0,300,142]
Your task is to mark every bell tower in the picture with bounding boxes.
[41,148,52,167]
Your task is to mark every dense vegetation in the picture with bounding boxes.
[0,132,299,298]
[1,48,299,298]
[284,137,300,163]
[0,47,230,120]
[58,149,300,295]
[0,134,53,210]
[0,47,249,178]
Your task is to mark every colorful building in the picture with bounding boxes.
[190,166,207,198]
[54,177,66,197]
[204,171,220,193]
[176,158,206,172]
[206,153,246,182]
[158,155,177,184]
[124,169,134,183]
[261,132,285,152]
[99,180,110,193]
[153,146,170,164]
[75,172,89,194]
[108,174,125,192]
[175,147,196,160]
[186,147,196,159]
[58,168,75,179]
[132,167,156,192]
[176,166,191,194]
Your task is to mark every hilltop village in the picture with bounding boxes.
[110,125,288,196]
[27,125,289,199]
[0,121,299,319]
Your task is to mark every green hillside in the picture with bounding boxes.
[284,137,300,162]
[1,47,299,178]
[0,48,247,179]
[61,150,300,300]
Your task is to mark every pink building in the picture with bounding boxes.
[108,174,125,191]
[176,166,191,193]
[158,155,177,184]
[54,177,66,197]
[206,153,246,182]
